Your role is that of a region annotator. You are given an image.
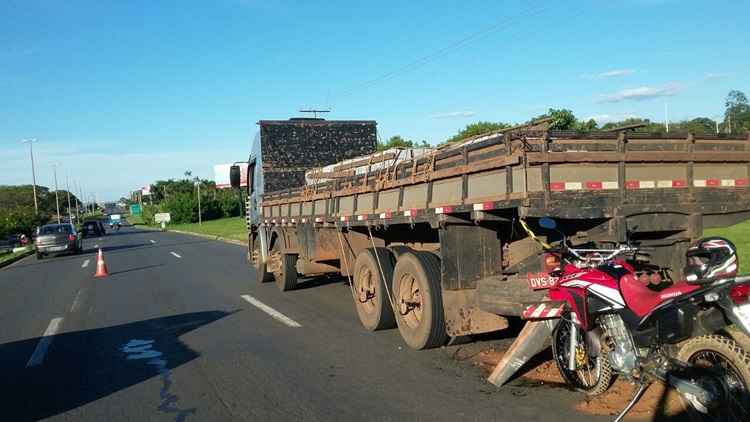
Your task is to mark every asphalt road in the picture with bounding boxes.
[0,225,610,422]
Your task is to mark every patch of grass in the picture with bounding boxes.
[705,219,750,274]
[166,217,247,243]
[0,247,33,266]
[127,214,145,225]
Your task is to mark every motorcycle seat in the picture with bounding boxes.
[619,274,700,317]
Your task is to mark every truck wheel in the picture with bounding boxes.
[352,248,396,331]
[252,239,273,284]
[392,251,447,349]
[270,243,297,291]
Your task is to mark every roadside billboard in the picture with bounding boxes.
[130,204,142,215]
[214,163,248,189]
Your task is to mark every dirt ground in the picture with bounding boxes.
[467,345,688,420]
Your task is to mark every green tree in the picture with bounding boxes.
[377,136,431,151]
[445,121,511,144]
[543,108,577,130]
[724,90,750,134]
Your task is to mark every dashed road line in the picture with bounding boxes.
[170,252,182,259]
[81,259,90,268]
[26,317,64,367]
[94,244,99,249]
[70,289,86,312]
[241,295,302,328]
[150,240,156,244]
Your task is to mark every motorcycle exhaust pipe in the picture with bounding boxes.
[649,366,721,414]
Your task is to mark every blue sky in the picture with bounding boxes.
[1,0,748,200]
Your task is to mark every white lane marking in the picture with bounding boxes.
[70,289,86,312]
[81,259,90,268]
[170,252,182,259]
[26,317,64,367]
[241,295,302,328]
[150,240,156,244]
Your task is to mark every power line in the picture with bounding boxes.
[333,3,549,101]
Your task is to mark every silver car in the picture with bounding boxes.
[35,223,83,259]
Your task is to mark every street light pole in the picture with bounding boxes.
[52,163,61,224]
[65,175,73,223]
[74,179,80,221]
[22,139,39,214]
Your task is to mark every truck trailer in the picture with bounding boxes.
[233,120,750,350]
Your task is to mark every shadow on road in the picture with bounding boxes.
[0,310,236,422]
[108,264,164,276]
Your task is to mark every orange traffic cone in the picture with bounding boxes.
[94,248,109,278]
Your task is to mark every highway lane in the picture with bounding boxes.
[0,225,608,422]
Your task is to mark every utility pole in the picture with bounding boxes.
[664,102,669,133]
[52,163,61,224]
[65,175,73,223]
[22,139,39,214]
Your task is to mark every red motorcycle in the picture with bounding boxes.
[521,217,750,422]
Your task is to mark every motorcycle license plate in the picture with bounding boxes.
[527,272,559,290]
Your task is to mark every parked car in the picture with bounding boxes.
[81,220,106,237]
[35,223,83,259]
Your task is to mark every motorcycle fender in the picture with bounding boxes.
[521,301,566,320]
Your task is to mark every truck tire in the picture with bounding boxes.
[252,238,273,284]
[352,248,396,331]
[387,245,412,259]
[392,251,447,349]
[273,251,298,292]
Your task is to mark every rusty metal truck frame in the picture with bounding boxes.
[243,128,750,350]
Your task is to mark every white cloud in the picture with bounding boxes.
[598,69,635,78]
[582,69,636,79]
[596,84,681,103]
[429,111,477,119]
[704,72,729,80]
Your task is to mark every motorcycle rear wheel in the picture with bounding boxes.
[552,317,614,396]
[677,334,750,422]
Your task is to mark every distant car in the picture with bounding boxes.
[35,223,82,259]
[81,220,106,237]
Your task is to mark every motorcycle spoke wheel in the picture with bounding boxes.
[551,317,613,396]
[678,335,750,422]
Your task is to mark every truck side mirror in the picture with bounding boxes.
[230,165,241,189]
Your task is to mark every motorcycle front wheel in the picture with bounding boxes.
[677,334,750,421]
[552,317,614,396]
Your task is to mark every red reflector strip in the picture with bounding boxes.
[379,212,392,219]
[314,217,323,223]
[473,202,493,211]
[550,182,565,191]
[585,181,602,190]
[625,180,640,189]
[737,179,749,186]
[672,179,687,187]
[357,214,368,221]
[435,206,453,214]
[706,179,721,187]
[403,209,417,218]
[340,216,348,222]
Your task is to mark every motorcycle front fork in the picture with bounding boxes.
[568,321,578,371]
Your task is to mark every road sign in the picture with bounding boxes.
[155,213,171,223]
[130,204,142,215]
